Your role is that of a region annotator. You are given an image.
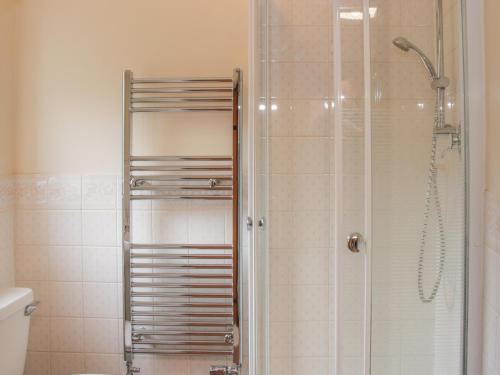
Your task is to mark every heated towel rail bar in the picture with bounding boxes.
[122,69,242,374]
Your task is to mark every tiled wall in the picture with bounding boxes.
[267,0,335,374]
[15,175,123,375]
[483,191,500,375]
[0,175,15,288]
[14,174,238,375]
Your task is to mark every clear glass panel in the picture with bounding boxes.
[370,0,465,374]
[264,0,335,374]
[338,1,366,373]
[255,0,466,374]
[254,0,270,374]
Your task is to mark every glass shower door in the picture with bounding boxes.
[369,0,466,374]
[252,0,467,374]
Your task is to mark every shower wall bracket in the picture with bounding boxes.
[121,68,243,372]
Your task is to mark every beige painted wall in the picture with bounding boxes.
[14,0,248,174]
[485,0,500,195]
[0,0,15,175]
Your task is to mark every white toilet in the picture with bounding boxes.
[0,287,35,375]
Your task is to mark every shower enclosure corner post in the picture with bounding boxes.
[462,0,486,373]
[232,67,243,368]
[122,69,134,372]
[362,1,373,374]
[332,1,344,374]
[437,0,446,129]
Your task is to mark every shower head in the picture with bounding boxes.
[392,36,412,52]
[392,37,438,80]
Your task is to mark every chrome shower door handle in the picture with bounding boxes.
[347,232,364,253]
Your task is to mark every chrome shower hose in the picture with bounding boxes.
[417,100,447,304]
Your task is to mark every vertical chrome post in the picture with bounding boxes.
[436,0,446,129]
[436,0,445,79]
[232,68,242,367]
[122,70,133,366]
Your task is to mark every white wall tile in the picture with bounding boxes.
[484,192,500,375]
[292,357,329,375]
[292,0,331,26]
[188,207,226,244]
[47,175,82,209]
[291,285,329,321]
[50,352,85,375]
[130,209,152,243]
[49,282,83,317]
[47,211,82,245]
[83,246,118,282]
[28,317,50,351]
[152,210,189,243]
[15,245,49,281]
[85,353,122,375]
[270,322,292,357]
[270,357,291,375]
[290,250,329,285]
[270,285,291,322]
[83,318,119,354]
[291,321,329,356]
[48,246,82,281]
[16,210,48,245]
[83,282,118,318]
[154,358,189,375]
[83,175,117,210]
[83,210,118,246]
[269,0,292,26]
[132,355,155,375]
[269,251,290,285]
[16,175,48,208]
[50,318,84,352]
[24,351,51,375]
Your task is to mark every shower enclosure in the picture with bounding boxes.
[249,0,466,374]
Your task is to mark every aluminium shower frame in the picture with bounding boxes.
[247,0,485,374]
[122,69,243,374]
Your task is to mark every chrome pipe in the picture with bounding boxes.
[131,97,231,103]
[131,349,232,356]
[130,155,232,161]
[131,302,232,308]
[130,243,232,250]
[130,195,232,201]
[131,311,233,318]
[122,70,134,366]
[132,78,232,84]
[130,165,232,171]
[131,320,232,328]
[131,264,232,269]
[131,175,232,181]
[131,272,232,279]
[130,255,232,260]
[133,339,231,346]
[131,292,232,298]
[131,107,232,112]
[134,329,231,337]
[131,87,232,93]
[231,67,242,366]
[131,282,232,289]
[131,185,232,191]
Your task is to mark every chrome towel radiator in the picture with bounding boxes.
[122,69,242,375]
